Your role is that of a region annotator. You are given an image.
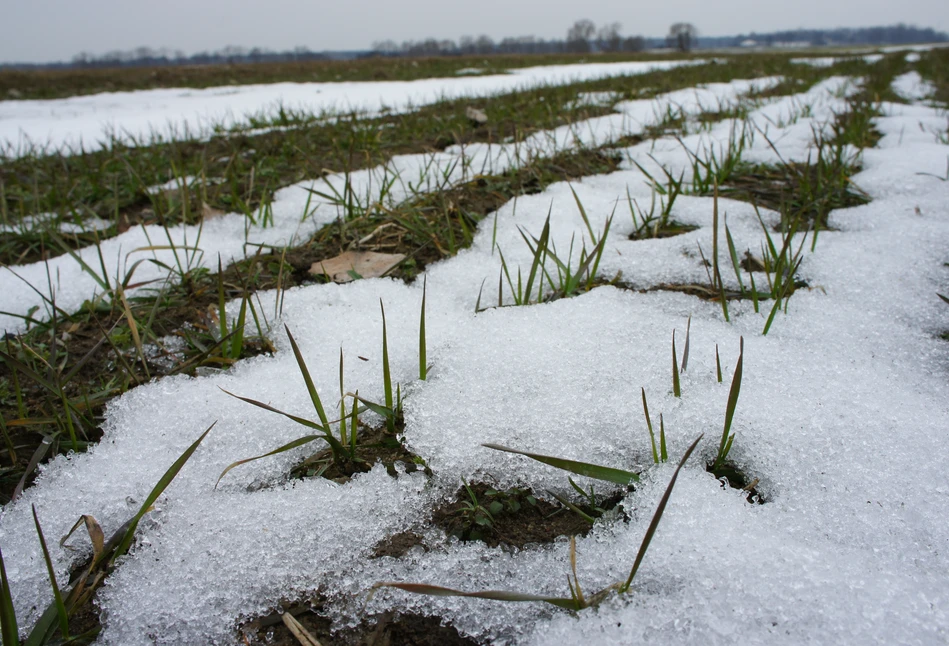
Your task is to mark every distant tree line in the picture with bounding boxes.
[67,46,328,69]
[370,20,647,58]
[701,24,947,48]
[1,22,945,71]
[372,21,946,58]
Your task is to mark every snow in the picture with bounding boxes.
[791,54,883,67]
[563,91,622,109]
[143,175,225,195]
[892,71,938,102]
[0,59,701,156]
[1,62,949,645]
[0,212,112,234]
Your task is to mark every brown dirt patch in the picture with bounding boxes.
[429,481,620,549]
[707,460,765,504]
[242,598,479,646]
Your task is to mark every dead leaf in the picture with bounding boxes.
[740,251,767,273]
[202,202,226,220]
[310,251,406,283]
[465,106,488,125]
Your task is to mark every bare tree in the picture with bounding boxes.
[474,35,495,54]
[372,40,400,56]
[597,22,622,52]
[621,36,645,52]
[566,19,596,53]
[667,23,698,52]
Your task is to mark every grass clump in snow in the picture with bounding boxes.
[374,434,702,611]
[487,203,613,309]
[218,307,418,484]
[0,423,214,644]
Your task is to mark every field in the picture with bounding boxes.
[0,47,948,644]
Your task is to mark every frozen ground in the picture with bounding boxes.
[1,63,949,645]
[0,59,699,155]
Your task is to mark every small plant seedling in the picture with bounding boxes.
[218,325,363,483]
[546,477,616,525]
[454,478,497,540]
[712,337,744,472]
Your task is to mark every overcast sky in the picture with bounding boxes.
[3,0,948,63]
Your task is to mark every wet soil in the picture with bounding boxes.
[243,598,480,646]
[428,482,621,549]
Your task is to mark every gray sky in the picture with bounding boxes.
[3,0,948,63]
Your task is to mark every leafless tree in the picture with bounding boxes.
[621,36,645,52]
[475,35,496,54]
[372,40,400,56]
[597,22,622,52]
[667,23,698,52]
[566,19,596,53]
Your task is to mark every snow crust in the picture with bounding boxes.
[1,61,948,645]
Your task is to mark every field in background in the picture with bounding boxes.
[2,44,941,101]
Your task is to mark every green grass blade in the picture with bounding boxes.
[113,422,215,561]
[339,349,347,446]
[483,443,639,485]
[546,489,596,525]
[215,434,326,488]
[352,395,395,420]
[762,293,783,335]
[522,214,551,303]
[715,337,744,469]
[749,270,759,313]
[585,216,613,290]
[284,325,330,428]
[0,349,58,398]
[681,315,691,373]
[349,390,359,454]
[672,330,681,397]
[659,414,667,463]
[475,277,486,313]
[641,388,658,464]
[380,301,395,434]
[569,185,596,242]
[621,433,703,592]
[724,221,745,293]
[220,389,331,434]
[217,256,228,343]
[419,276,427,381]
[0,547,19,646]
[754,204,779,261]
[717,268,730,322]
[30,506,69,642]
[229,295,248,360]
